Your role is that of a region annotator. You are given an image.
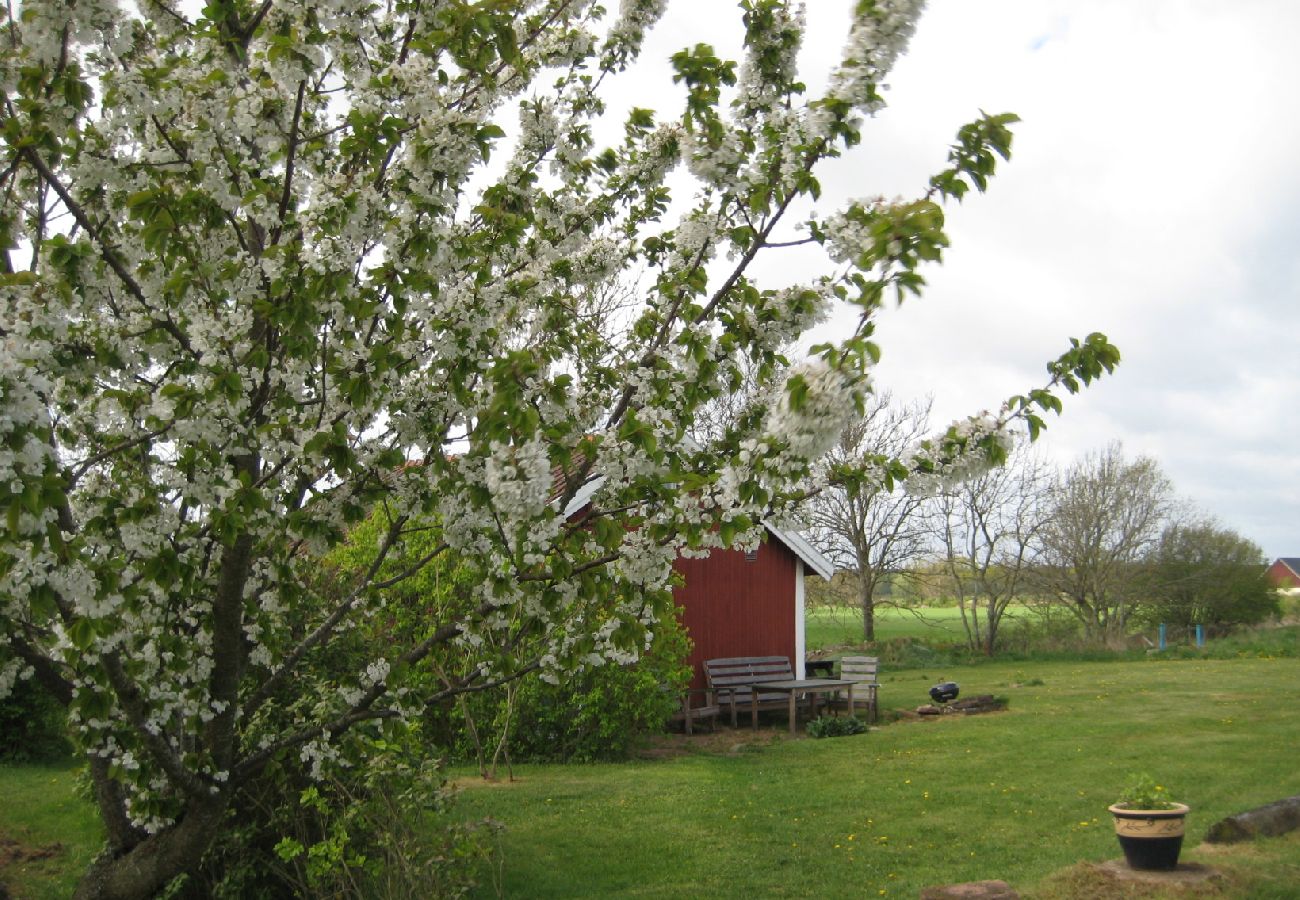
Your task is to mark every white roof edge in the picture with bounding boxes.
[559,474,606,519]
[764,520,835,581]
[559,473,834,580]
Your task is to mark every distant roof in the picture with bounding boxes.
[1275,558,1300,578]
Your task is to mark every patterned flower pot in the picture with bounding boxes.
[1107,802,1190,871]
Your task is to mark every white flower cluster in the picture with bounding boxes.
[300,735,342,781]
[614,528,676,589]
[682,126,746,190]
[602,0,670,70]
[819,0,925,130]
[901,408,1017,497]
[484,438,553,521]
[0,658,33,701]
[821,198,893,267]
[10,0,123,68]
[361,658,390,688]
[765,359,859,463]
[735,2,806,115]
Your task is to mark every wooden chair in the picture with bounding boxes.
[836,656,879,723]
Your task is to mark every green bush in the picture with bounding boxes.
[1158,624,1300,660]
[0,669,71,762]
[180,726,499,899]
[320,508,693,766]
[1139,524,1280,630]
[806,715,866,739]
[453,611,692,764]
[870,636,963,668]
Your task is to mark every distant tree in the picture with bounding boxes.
[1143,522,1279,632]
[807,392,932,640]
[931,445,1050,655]
[1034,445,1174,644]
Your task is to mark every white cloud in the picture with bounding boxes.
[629,1,1299,558]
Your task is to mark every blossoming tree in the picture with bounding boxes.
[0,0,1118,895]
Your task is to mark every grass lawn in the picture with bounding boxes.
[451,655,1300,898]
[0,759,103,899]
[5,655,1300,897]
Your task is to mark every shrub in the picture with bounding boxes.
[181,726,499,898]
[1139,524,1280,630]
[806,715,866,739]
[452,610,693,764]
[0,667,71,762]
[321,509,693,767]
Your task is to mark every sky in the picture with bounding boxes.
[628,0,1300,560]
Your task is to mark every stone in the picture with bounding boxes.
[1092,859,1224,887]
[919,879,1019,899]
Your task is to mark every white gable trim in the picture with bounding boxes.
[559,476,605,520]
[763,520,835,580]
[794,558,806,671]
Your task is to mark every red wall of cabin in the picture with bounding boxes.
[672,540,797,693]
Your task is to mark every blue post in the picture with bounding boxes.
[1196,624,1205,648]
[1158,623,1166,651]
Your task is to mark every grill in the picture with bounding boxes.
[929,681,960,704]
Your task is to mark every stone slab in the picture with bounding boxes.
[1092,859,1224,887]
[919,879,1019,899]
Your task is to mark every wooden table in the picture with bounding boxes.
[748,678,856,734]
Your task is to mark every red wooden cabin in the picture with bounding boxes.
[673,525,834,695]
[560,471,834,700]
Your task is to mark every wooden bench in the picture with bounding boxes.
[669,688,721,736]
[704,656,798,727]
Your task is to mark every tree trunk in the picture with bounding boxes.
[73,796,228,900]
[86,756,146,855]
[859,572,875,642]
[1205,795,1300,843]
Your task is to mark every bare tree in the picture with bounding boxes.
[1034,444,1176,644]
[807,393,933,640]
[931,445,1051,655]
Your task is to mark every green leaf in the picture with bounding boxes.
[69,617,97,651]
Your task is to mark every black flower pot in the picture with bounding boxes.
[1107,802,1189,870]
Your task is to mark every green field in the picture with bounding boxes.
[5,654,1300,898]
[448,654,1300,898]
[804,603,1032,650]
